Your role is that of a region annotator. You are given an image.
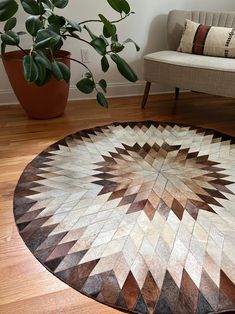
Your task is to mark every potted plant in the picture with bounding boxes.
[0,0,139,119]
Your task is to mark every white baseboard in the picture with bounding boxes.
[0,81,174,105]
[0,89,18,105]
[69,81,173,100]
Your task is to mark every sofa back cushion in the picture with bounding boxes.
[177,19,235,58]
[167,10,235,51]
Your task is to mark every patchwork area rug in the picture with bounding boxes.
[14,121,235,314]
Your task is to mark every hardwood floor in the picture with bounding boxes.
[0,92,234,314]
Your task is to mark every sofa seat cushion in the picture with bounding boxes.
[144,50,235,98]
[144,50,235,72]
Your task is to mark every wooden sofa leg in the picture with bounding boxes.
[175,87,180,100]
[141,82,151,109]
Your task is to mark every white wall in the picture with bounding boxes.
[0,0,235,104]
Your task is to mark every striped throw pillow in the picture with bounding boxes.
[177,19,235,58]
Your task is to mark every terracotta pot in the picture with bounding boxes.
[2,50,71,119]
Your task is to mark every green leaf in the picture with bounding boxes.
[48,23,61,34]
[107,0,122,13]
[48,15,66,27]
[111,54,138,82]
[1,30,19,45]
[66,19,81,32]
[23,55,38,82]
[101,56,109,72]
[53,38,63,51]
[99,14,115,40]
[51,61,63,80]
[90,37,107,56]
[0,0,18,22]
[76,78,95,94]
[97,92,108,108]
[111,41,124,53]
[52,0,68,9]
[48,15,66,35]
[4,17,17,31]
[34,56,52,86]
[35,68,51,86]
[120,0,130,14]
[34,37,56,49]
[83,25,97,40]
[34,51,51,69]
[98,79,107,92]
[56,61,71,82]
[0,0,13,9]
[34,61,46,85]
[41,0,52,9]
[35,29,61,49]
[51,61,70,82]
[21,0,44,15]
[40,0,52,11]
[99,35,108,47]
[103,24,116,39]
[26,16,43,36]
[123,38,140,51]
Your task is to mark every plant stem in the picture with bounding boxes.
[65,34,90,45]
[79,12,133,25]
[64,56,98,91]
[64,56,92,73]
[17,45,28,55]
[49,48,54,61]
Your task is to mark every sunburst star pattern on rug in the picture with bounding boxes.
[14,122,235,314]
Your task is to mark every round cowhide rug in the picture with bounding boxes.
[14,121,235,314]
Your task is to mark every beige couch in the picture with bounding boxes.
[142,10,235,108]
